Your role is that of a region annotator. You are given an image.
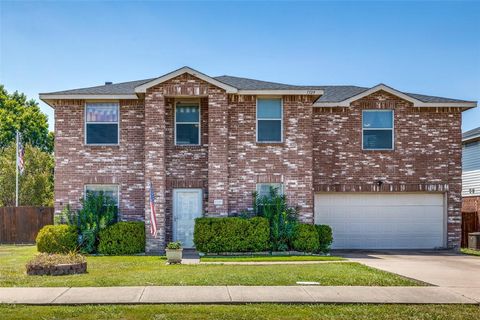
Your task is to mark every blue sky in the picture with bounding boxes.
[1,0,479,131]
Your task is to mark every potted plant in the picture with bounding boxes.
[165,241,183,264]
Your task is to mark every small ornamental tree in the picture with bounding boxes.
[58,192,117,253]
[254,187,299,251]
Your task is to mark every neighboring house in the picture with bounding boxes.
[462,127,480,213]
[40,66,477,252]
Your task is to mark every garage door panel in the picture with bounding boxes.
[317,193,443,207]
[315,193,445,249]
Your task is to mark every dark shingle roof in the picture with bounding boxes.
[214,75,317,90]
[315,86,368,102]
[40,78,155,95]
[404,92,472,104]
[40,74,475,105]
[463,127,480,142]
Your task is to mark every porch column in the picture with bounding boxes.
[144,91,167,253]
[207,91,229,216]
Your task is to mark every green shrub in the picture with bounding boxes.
[292,223,319,253]
[316,224,333,253]
[194,217,270,253]
[76,191,117,253]
[254,188,298,251]
[36,225,78,254]
[98,221,145,255]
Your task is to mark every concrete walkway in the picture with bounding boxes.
[341,250,480,303]
[201,260,349,265]
[0,286,478,305]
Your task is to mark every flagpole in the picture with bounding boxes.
[15,131,19,207]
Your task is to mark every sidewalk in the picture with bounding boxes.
[1,286,478,305]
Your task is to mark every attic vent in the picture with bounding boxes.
[105,81,113,85]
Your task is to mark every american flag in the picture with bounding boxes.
[17,133,25,175]
[149,181,158,238]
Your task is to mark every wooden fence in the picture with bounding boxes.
[462,211,480,248]
[0,207,54,244]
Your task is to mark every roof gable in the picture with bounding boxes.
[134,67,238,94]
[314,84,476,108]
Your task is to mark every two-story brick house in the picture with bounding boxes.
[40,67,477,252]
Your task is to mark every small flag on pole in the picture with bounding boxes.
[149,181,158,238]
[17,133,25,175]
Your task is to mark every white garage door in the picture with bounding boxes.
[314,193,445,249]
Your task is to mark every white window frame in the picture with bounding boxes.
[84,184,120,207]
[256,97,283,143]
[362,110,394,151]
[256,183,284,198]
[174,100,201,146]
[84,101,120,146]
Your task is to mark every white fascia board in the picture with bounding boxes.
[313,84,477,109]
[463,134,480,143]
[39,94,138,100]
[134,66,238,94]
[238,89,324,95]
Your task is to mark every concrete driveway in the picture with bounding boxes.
[338,250,480,301]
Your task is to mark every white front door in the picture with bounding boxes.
[173,189,203,248]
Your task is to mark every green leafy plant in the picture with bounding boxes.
[54,204,77,225]
[0,85,54,153]
[36,225,78,254]
[292,223,320,253]
[254,187,298,251]
[0,143,54,207]
[316,224,333,253]
[74,191,117,253]
[194,217,270,253]
[166,241,182,250]
[98,221,145,255]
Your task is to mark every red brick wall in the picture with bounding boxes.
[164,97,209,243]
[143,73,228,251]
[227,95,315,222]
[313,90,463,248]
[53,99,145,221]
[463,196,480,213]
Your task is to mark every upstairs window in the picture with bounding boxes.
[362,110,394,150]
[175,103,200,145]
[257,98,282,143]
[85,102,119,145]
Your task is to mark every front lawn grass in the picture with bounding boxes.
[0,245,421,287]
[461,248,480,257]
[1,304,478,320]
[201,255,344,262]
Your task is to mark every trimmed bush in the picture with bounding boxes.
[98,221,145,255]
[316,224,333,253]
[292,223,319,253]
[36,225,78,254]
[194,217,270,253]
